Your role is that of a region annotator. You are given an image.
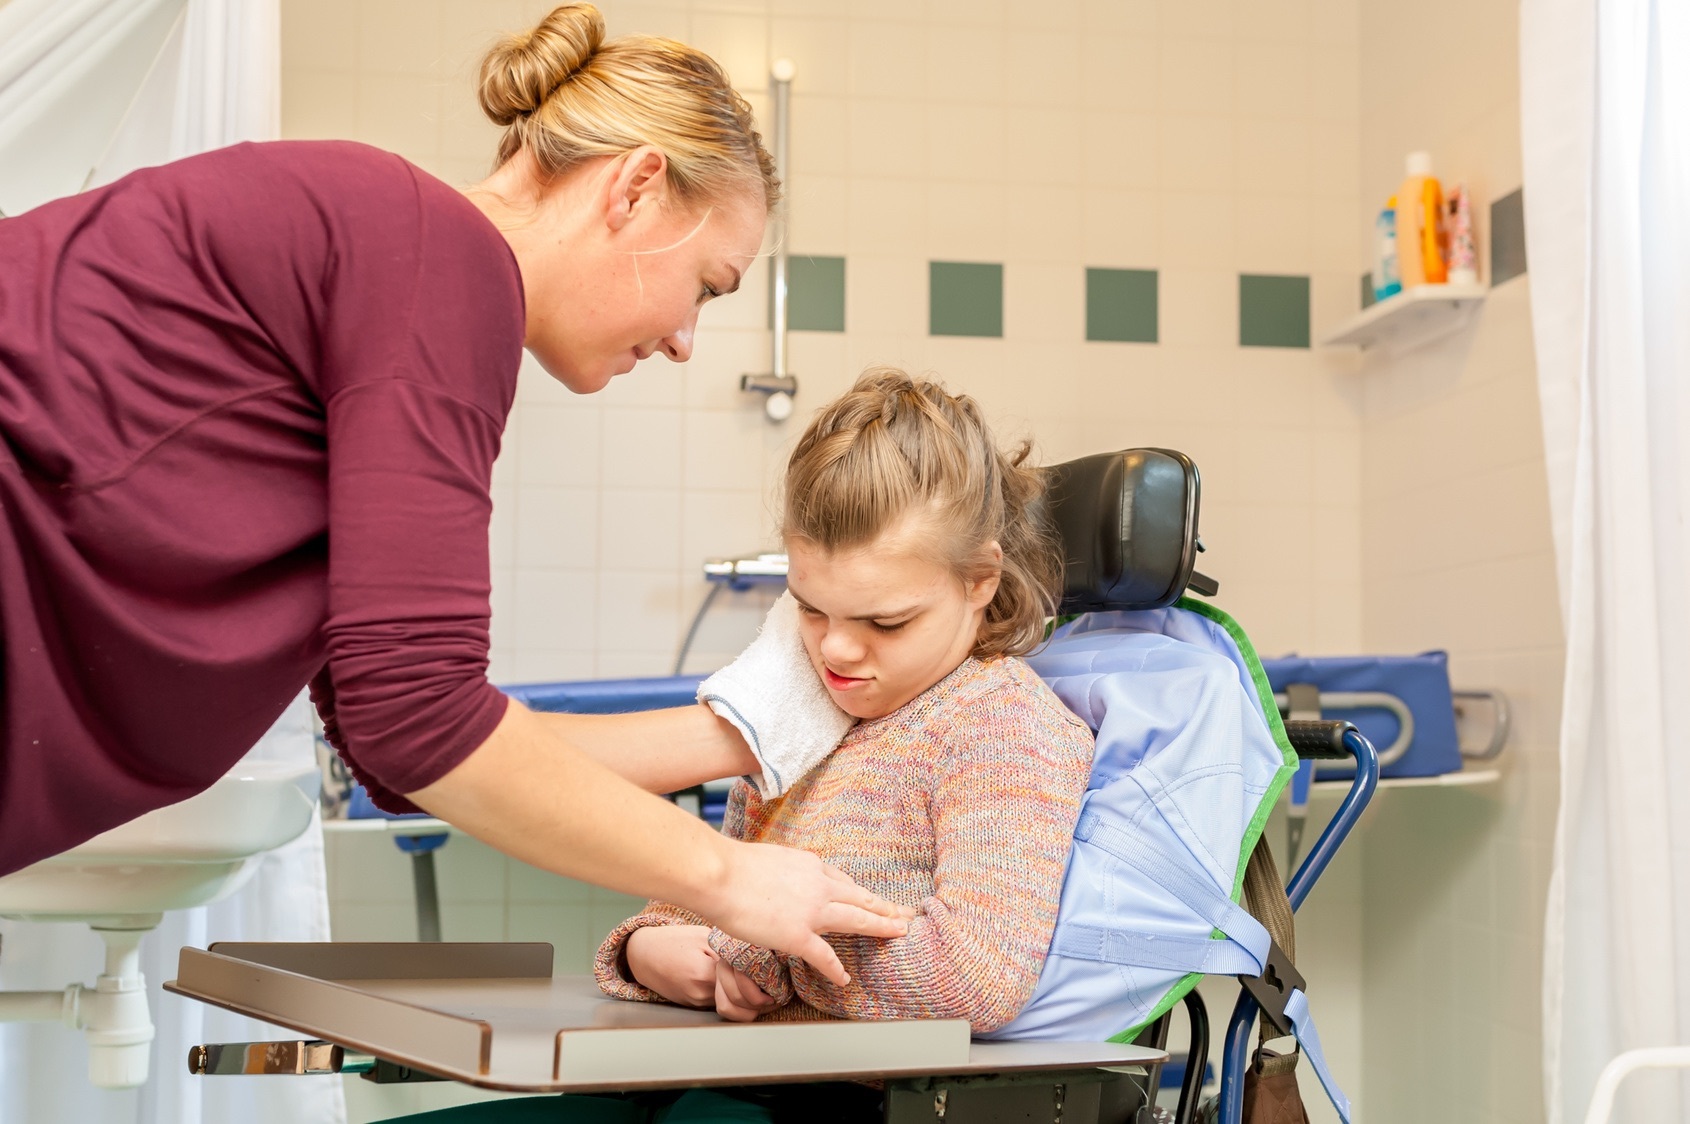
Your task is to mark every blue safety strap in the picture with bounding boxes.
[1066,812,1353,1124]
[1054,925,1263,975]
[1285,990,1350,1121]
[1074,814,1273,964]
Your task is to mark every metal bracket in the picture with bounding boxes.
[740,374,798,421]
[187,1039,449,1085]
[188,1039,373,1077]
[1453,688,1511,760]
[1236,939,1306,1039]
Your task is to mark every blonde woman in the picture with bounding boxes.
[0,5,905,976]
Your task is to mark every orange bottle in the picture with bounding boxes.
[1394,151,1448,287]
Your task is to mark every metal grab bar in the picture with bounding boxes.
[1453,688,1511,760]
[740,60,798,422]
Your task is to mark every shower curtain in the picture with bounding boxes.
[1523,0,1690,1121]
[0,2,345,1121]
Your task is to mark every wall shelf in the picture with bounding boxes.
[1320,282,1488,354]
[1297,767,1502,804]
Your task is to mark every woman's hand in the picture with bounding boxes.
[624,925,717,1008]
[702,840,915,988]
[714,961,778,1022]
[408,704,911,990]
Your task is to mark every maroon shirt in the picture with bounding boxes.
[0,141,523,874]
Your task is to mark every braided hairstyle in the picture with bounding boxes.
[782,368,1060,659]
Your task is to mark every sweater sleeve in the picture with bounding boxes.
[593,901,711,1002]
[595,781,755,1001]
[780,686,1093,1033]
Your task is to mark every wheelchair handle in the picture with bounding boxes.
[1281,719,1358,759]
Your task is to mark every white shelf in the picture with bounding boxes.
[1319,282,1487,353]
[1295,767,1502,803]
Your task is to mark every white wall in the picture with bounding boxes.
[1355,2,1559,1121]
[280,0,1381,1118]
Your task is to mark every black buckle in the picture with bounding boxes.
[1238,939,1305,1037]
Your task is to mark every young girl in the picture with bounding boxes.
[595,368,1096,1033]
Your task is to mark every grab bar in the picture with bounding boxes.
[740,60,797,422]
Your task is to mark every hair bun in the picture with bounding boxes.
[478,3,607,127]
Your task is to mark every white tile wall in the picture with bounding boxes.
[1355,0,1558,1119]
[283,0,1374,1117]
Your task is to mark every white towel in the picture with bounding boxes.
[698,592,856,798]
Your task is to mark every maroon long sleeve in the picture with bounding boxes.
[0,141,525,874]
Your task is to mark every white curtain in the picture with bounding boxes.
[0,0,278,213]
[0,0,185,214]
[0,2,343,1121]
[1524,0,1690,1121]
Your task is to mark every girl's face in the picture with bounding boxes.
[786,519,1001,721]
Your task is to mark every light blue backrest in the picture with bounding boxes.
[985,603,1296,1043]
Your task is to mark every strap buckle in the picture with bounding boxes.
[1237,937,1305,1037]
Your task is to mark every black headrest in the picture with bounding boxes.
[1036,448,1217,612]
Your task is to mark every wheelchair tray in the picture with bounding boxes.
[165,943,1163,1093]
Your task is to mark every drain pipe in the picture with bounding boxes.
[0,986,78,1023]
[740,58,797,422]
[83,925,155,1087]
[0,921,157,1088]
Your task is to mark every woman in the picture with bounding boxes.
[0,4,904,982]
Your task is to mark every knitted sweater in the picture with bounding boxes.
[594,656,1095,1033]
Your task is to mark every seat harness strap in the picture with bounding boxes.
[1053,812,1353,1123]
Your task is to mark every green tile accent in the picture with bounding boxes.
[1490,188,1527,284]
[929,261,1003,338]
[786,255,846,332]
[1360,271,1376,310]
[1086,268,1158,343]
[1239,274,1311,349]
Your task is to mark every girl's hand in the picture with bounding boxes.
[714,960,779,1022]
[625,925,718,1008]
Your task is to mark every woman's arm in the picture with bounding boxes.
[532,704,757,794]
[406,700,907,986]
[714,686,1094,1032]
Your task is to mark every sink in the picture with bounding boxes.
[0,759,321,922]
[0,754,323,1087]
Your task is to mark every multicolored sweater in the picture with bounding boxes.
[594,656,1095,1033]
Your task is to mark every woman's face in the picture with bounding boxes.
[520,152,767,394]
[785,519,1001,721]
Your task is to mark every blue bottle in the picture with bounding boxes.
[1374,198,1402,303]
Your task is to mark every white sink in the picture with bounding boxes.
[0,759,321,922]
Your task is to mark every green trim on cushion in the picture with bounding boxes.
[1111,968,1207,1045]
[1097,599,1297,1044]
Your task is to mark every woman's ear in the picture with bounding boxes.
[603,145,670,233]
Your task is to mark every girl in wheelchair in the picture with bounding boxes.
[595,367,1095,1033]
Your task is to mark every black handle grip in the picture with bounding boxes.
[1283,719,1357,759]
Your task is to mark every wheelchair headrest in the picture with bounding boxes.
[1036,448,1217,612]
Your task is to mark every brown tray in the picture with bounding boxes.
[165,942,1162,1093]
